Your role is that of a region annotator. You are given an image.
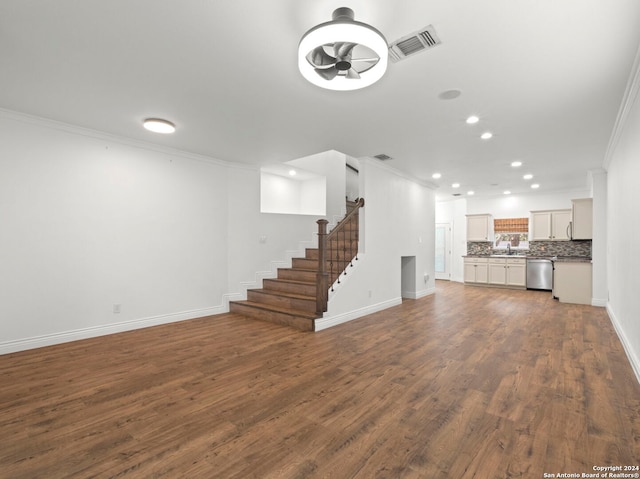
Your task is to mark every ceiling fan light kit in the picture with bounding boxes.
[298,7,388,91]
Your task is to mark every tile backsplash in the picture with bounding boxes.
[467,240,592,257]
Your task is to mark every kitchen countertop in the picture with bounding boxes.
[463,254,591,262]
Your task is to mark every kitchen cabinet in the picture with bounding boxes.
[553,261,592,305]
[464,257,488,283]
[466,214,493,242]
[530,209,571,241]
[488,257,527,288]
[571,198,593,240]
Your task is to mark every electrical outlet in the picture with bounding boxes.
[113,304,121,314]
[259,235,267,244]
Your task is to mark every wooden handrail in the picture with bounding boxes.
[316,198,364,314]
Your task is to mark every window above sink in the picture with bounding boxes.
[493,218,529,251]
[494,232,529,251]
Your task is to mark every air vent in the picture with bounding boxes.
[388,25,441,63]
[373,153,393,161]
[452,193,462,197]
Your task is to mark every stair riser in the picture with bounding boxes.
[229,303,314,332]
[263,279,316,296]
[247,290,316,313]
[304,246,358,259]
[291,259,351,270]
[278,268,317,282]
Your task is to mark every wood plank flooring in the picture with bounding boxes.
[1,281,639,478]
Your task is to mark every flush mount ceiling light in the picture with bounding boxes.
[481,132,493,140]
[143,118,175,134]
[298,7,388,91]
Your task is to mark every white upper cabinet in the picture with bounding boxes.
[571,198,593,240]
[466,214,493,241]
[531,210,571,241]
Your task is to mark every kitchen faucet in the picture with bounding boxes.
[507,243,511,255]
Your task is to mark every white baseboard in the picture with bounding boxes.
[402,286,436,299]
[606,303,640,385]
[591,297,607,307]
[315,297,403,331]
[0,305,226,355]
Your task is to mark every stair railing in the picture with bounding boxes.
[316,198,364,314]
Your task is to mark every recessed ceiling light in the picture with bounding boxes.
[467,190,475,195]
[481,132,493,140]
[143,118,176,134]
[523,173,533,180]
[289,169,297,176]
[511,161,522,167]
[504,190,511,195]
[452,183,460,188]
[531,183,540,189]
[432,173,442,179]
[466,115,479,124]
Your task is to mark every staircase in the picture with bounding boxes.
[229,199,363,331]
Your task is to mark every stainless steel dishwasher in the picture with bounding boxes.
[526,259,553,290]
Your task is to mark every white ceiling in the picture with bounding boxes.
[2,0,639,199]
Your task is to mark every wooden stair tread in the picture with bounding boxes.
[265,278,314,286]
[232,300,318,319]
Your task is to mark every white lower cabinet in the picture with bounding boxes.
[467,257,526,288]
[553,262,592,304]
[464,258,488,284]
[506,258,527,287]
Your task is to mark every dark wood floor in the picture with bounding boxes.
[1,281,639,478]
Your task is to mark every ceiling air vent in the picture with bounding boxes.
[388,25,442,63]
[373,153,393,161]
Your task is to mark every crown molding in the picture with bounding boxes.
[603,42,640,170]
[358,156,438,189]
[0,107,259,173]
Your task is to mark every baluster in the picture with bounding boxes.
[316,219,328,314]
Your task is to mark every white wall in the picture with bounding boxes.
[436,198,467,282]
[317,159,436,329]
[590,169,608,306]
[467,190,589,217]
[260,171,326,216]
[605,47,640,380]
[0,111,316,353]
[286,150,347,222]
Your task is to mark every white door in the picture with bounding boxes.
[435,223,451,280]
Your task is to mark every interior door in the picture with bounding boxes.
[435,223,451,280]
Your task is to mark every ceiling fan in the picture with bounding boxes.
[298,7,388,91]
[298,7,442,91]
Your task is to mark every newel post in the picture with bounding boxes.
[316,219,329,315]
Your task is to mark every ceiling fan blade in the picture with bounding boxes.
[346,68,361,79]
[333,42,357,58]
[316,66,339,80]
[352,57,380,74]
[350,57,380,63]
[306,45,336,68]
